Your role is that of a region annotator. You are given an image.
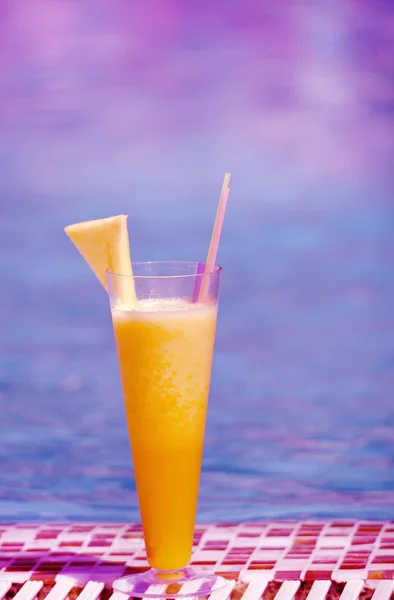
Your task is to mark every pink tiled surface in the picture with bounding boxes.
[0,522,393,584]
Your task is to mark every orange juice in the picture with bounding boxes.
[111,298,217,570]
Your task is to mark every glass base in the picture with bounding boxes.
[113,567,227,598]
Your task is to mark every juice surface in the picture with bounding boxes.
[112,298,217,570]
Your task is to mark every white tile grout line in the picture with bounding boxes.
[2,523,394,596]
[13,581,43,600]
[4,575,394,600]
[179,579,209,596]
[339,581,365,600]
[321,521,358,577]
[368,525,390,569]
[371,581,394,600]
[0,573,31,584]
[299,548,317,581]
[241,572,275,583]
[109,524,132,553]
[0,582,12,600]
[305,580,332,600]
[209,580,236,600]
[76,581,105,600]
[241,579,269,600]
[45,576,76,600]
[274,581,301,600]
[108,592,129,600]
[142,584,168,599]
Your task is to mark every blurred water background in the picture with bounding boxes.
[0,1,393,522]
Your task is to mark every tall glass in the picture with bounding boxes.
[107,262,224,598]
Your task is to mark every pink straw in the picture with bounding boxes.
[198,174,231,302]
[192,261,205,303]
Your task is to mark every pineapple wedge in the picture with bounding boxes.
[65,215,136,303]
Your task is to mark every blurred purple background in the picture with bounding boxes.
[0,1,393,521]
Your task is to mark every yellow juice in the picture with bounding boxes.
[111,298,218,570]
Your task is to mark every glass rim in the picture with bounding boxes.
[106,261,222,280]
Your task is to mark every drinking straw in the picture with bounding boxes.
[192,262,205,303]
[198,173,231,302]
